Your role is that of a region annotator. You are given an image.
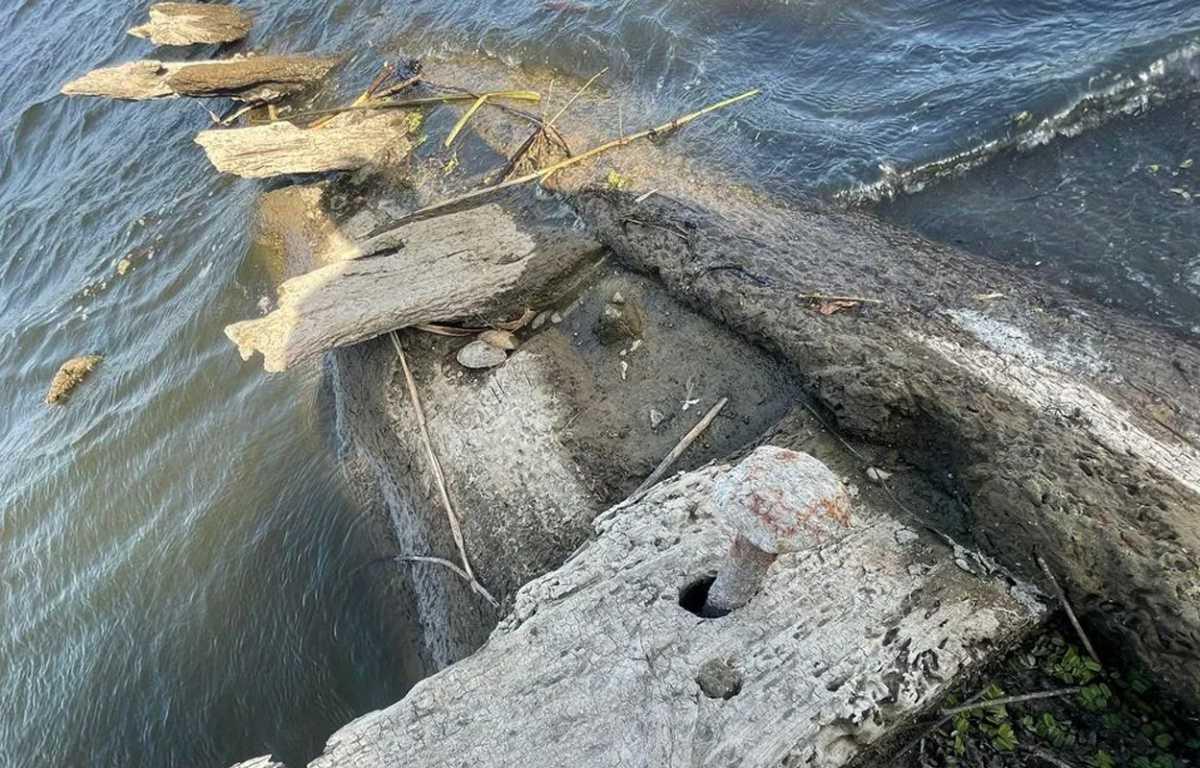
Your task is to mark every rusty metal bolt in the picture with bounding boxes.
[704,446,852,615]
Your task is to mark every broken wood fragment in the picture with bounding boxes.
[164,55,339,101]
[61,55,337,102]
[296,461,1042,768]
[129,3,253,46]
[224,204,601,371]
[195,112,411,178]
[45,355,103,405]
[61,60,187,100]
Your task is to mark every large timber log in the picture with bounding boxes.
[60,55,337,102]
[128,3,253,46]
[238,457,1041,768]
[225,202,601,372]
[195,113,409,178]
[574,186,1200,704]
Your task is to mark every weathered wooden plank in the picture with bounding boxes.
[575,186,1200,704]
[224,203,601,372]
[60,55,337,102]
[165,54,338,100]
[285,455,1040,768]
[129,3,253,46]
[60,60,187,100]
[194,113,408,178]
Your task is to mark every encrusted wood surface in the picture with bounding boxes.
[165,55,337,100]
[225,203,600,371]
[60,60,187,100]
[129,3,253,46]
[195,113,408,178]
[254,461,1040,768]
[575,186,1200,704]
[61,55,336,102]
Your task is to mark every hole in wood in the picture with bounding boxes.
[679,574,730,618]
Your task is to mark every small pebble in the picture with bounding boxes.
[550,312,563,324]
[531,311,551,331]
[611,291,625,304]
[866,467,892,484]
[649,408,665,429]
[116,258,132,276]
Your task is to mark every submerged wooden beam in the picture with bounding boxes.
[225,203,601,372]
[195,112,410,178]
[129,3,253,46]
[60,55,337,102]
[243,458,1040,767]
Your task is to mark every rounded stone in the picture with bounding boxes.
[456,339,508,369]
[695,657,742,700]
[713,445,852,554]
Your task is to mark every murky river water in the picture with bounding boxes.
[1,1,1198,766]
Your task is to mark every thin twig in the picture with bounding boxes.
[799,293,884,305]
[398,555,476,584]
[799,399,871,463]
[497,69,604,182]
[377,88,762,228]
[414,323,483,337]
[311,62,397,129]
[893,689,987,762]
[1024,746,1081,768]
[940,687,1082,716]
[275,90,541,123]
[548,67,607,127]
[629,397,728,501]
[1037,555,1101,665]
[389,331,499,608]
[372,73,422,99]
[426,82,572,155]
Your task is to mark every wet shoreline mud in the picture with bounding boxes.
[56,22,1199,768]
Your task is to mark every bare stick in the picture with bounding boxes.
[311,62,397,129]
[414,323,483,337]
[497,69,606,182]
[277,90,541,122]
[548,67,607,127]
[940,687,1082,716]
[398,555,475,584]
[630,397,728,500]
[389,331,499,608]
[1024,746,1081,768]
[380,88,762,227]
[1037,555,1101,665]
[893,689,986,761]
[799,293,884,304]
[444,94,489,148]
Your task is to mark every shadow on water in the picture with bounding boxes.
[2,0,1200,766]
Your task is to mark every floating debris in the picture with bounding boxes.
[45,355,103,406]
[128,3,253,46]
[61,55,338,102]
[195,112,412,178]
